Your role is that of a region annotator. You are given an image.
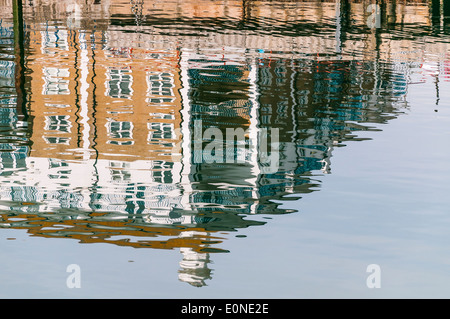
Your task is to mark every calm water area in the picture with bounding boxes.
[0,0,450,298]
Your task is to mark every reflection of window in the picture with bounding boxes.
[49,158,69,169]
[43,137,70,145]
[40,27,69,52]
[42,67,70,95]
[107,121,133,139]
[45,115,71,133]
[0,103,16,125]
[147,122,175,142]
[146,72,175,103]
[109,161,131,181]
[0,61,14,85]
[259,67,272,86]
[48,170,71,179]
[108,140,134,145]
[106,120,134,145]
[0,146,28,170]
[106,69,133,99]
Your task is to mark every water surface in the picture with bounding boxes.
[0,0,449,298]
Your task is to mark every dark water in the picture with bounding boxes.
[0,0,449,297]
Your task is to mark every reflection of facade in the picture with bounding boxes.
[0,0,444,286]
[0,19,31,173]
[28,27,183,163]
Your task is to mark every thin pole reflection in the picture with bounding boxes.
[13,0,28,122]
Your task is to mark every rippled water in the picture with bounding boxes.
[0,0,450,298]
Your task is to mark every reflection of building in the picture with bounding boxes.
[27,26,183,163]
[178,231,214,287]
[0,0,443,286]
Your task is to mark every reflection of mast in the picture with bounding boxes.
[69,24,100,210]
[242,0,251,24]
[435,61,440,106]
[71,30,83,147]
[377,0,387,30]
[335,0,341,55]
[387,0,396,27]
[89,29,101,209]
[445,0,450,29]
[335,0,350,56]
[373,1,383,102]
[177,231,213,287]
[13,0,29,122]
[431,0,441,34]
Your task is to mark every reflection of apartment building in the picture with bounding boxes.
[0,0,445,287]
[27,26,183,163]
[1,0,415,218]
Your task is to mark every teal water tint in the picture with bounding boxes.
[0,0,449,297]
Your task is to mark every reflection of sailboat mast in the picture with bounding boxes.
[444,1,450,28]
[335,0,350,57]
[435,61,440,106]
[335,0,341,55]
[373,5,382,102]
[72,30,83,148]
[72,27,100,211]
[431,0,441,34]
[79,30,91,160]
[130,0,144,27]
[13,0,29,122]
[89,30,100,206]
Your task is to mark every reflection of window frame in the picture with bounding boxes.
[48,158,69,169]
[43,136,71,145]
[146,72,175,103]
[147,122,175,143]
[107,140,134,146]
[0,148,27,170]
[105,120,134,145]
[44,115,72,133]
[105,68,133,99]
[42,67,70,95]
[109,161,131,181]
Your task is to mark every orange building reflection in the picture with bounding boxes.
[27,28,183,163]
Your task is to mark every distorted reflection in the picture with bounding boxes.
[0,0,449,286]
